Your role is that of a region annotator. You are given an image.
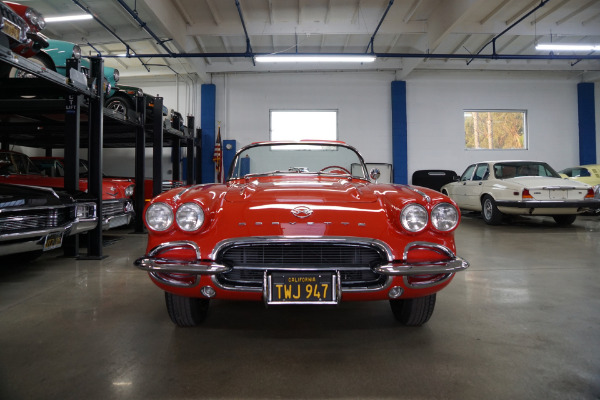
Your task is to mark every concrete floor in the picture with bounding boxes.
[0,214,599,400]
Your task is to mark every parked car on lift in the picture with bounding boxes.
[30,156,184,204]
[441,160,600,225]
[3,1,47,58]
[11,38,119,95]
[0,150,135,230]
[0,182,97,261]
[105,84,168,121]
[135,141,469,327]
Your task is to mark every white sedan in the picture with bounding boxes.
[440,161,600,225]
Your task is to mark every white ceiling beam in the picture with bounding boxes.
[426,0,489,50]
[556,0,596,25]
[529,0,570,25]
[205,0,222,25]
[506,0,538,26]
[479,0,512,25]
[403,0,424,23]
[172,0,194,25]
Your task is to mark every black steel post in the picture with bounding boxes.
[86,57,105,259]
[195,128,202,185]
[172,139,181,182]
[186,115,195,184]
[133,94,146,233]
[152,96,163,197]
[63,58,82,257]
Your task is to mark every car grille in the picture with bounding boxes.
[215,242,388,289]
[102,199,128,217]
[0,206,76,233]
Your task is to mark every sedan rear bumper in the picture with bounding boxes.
[495,199,600,209]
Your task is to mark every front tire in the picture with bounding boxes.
[105,94,134,116]
[165,292,209,327]
[553,215,576,226]
[390,294,436,326]
[481,195,503,225]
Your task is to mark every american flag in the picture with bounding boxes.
[213,126,223,183]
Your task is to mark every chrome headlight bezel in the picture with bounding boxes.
[113,68,120,82]
[175,203,205,232]
[72,45,82,59]
[145,202,173,232]
[125,184,134,197]
[431,202,459,232]
[400,203,428,232]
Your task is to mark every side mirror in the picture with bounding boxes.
[369,168,381,182]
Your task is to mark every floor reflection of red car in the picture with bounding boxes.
[135,141,469,327]
[0,151,134,230]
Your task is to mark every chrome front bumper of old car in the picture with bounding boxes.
[134,239,469,276]
[101,199,135,230]
[0,202,97,256]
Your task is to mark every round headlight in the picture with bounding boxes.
[176,203,205,232]
[401,204,428,232]
[125,184,134,197]
[113,68,120,82]
[431,203,459,232]
[72,45,82,59]
[145,202,173,231]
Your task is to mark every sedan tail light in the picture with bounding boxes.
[522,189,533,199]
[585,188,594,199]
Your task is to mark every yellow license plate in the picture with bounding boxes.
[43,232,63,251]
[1,19,22,42]
[266,272,338,305]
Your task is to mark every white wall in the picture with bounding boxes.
[211,69,596,181]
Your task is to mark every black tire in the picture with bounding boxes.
[481,195,503,225]
[165,292,209,327]
[12,53,55,78]
[105,94,134,116]
[390,294,436,326]
[553,215,576,226]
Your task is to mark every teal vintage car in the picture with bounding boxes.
[15,38,119,96]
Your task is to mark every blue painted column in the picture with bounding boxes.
[391,81,408,184]
[577,82,597,165]
[201,84,216,183]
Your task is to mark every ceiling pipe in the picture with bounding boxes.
[100,51,600,61]
[467,0,551,65]
[71,0,150,71]
[114,0,175,57]
[234,0,255,66]
[366,0,395,54]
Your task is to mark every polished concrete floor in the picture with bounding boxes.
[0,214,599,400]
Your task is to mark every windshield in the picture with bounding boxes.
[0,152,43,175]
[493,162,560,179]
[228,143,368,180]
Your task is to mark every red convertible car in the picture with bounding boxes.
[135,141,469,327]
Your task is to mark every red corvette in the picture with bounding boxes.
[135,141,469,327]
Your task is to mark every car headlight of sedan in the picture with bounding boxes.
[125,184,135,197]
[431,203,459,232]
[145,202,173,231]
[401,204,428,232]
[176,203,205,232]
[72,45,82,59]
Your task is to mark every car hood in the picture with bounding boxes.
[223,177,378,204]
[0,183,69,209]
[503,176,591,188]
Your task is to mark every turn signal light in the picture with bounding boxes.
[585,188,594,199]
[522,189,533,199]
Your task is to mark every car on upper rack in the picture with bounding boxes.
[31,156,184,204]
[105,84,169,123]
[440,160,600,225]
[0,182,97,261]
[134,141,469,327]
[0,150,135,230]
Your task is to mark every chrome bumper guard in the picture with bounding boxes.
[134,241,231,274]
[374,242,469,275]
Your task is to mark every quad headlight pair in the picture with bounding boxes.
[146,202,205,232]
[400,203,459,232]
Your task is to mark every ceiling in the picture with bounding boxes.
[17,0,600,81]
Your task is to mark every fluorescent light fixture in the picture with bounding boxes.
[255,54,376,63]
[45,14,93,23]
[535,43,600,52]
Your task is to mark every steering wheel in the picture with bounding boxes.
[319,165,351,175]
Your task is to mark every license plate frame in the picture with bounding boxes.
[1,19,22,42]
[549,189,567,200]
[43,232,63,251]
[265,271,340,305]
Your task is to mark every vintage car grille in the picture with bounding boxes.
[102,199,128,217]
[0,206,76,233]
[216,243,388,289]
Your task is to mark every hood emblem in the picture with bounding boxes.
[291,206,313,219]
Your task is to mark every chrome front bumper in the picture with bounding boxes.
[134,239,469,276]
